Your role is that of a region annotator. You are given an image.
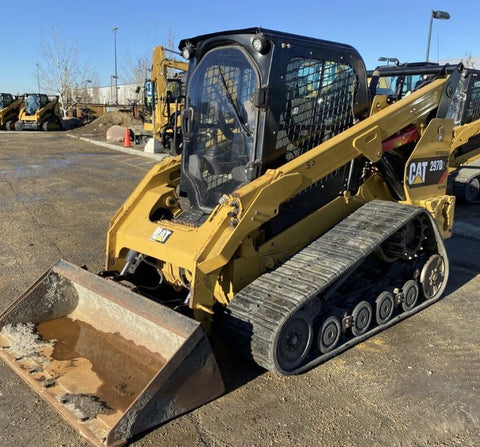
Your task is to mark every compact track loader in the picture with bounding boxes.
[0,93,23,130]
[0,28,466,446]
[14,93,63,131]
[368,62,480,203]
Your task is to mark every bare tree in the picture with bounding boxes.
[122,54,151,85]
[166,29,175,51]
[123,28,179,86]
[463,53,476,68]
[37,24,90,115]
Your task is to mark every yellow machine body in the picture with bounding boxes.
[107,78,456,314]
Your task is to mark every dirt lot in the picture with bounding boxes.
[0,131,479,447]
[68,110,144,140]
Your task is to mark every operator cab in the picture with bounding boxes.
[0,93,14,109]
[178,28,369,219]
[23,93,50,115]
[166,77,183,102]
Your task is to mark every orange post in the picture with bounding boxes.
[123,127,131,147]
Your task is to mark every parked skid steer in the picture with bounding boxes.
[0,28,464,446]
[0,93,23,130]
[14,93,63,131]
[368,62,480,203]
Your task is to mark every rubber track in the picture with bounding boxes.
[225,200,442,375]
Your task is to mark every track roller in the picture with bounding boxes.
[401,279,419,311]
[351,301,373,336]
[317,315,342,354]
[375,291,395,325]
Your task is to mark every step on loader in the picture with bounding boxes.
[0,28,470,446]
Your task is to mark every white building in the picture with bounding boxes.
[438,56,480,68]
[86,82,144,106]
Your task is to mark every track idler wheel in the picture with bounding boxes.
[375,291,395,325]
[454,176,480,204]
[317,315,341,354]
[274,310,313,372]
[420,254,446,299]
[462,177,480,203]
[351,301,372,336]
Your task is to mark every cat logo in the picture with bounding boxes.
[151,226,173,244]
[406,156,448,188]
[408,161,428,185]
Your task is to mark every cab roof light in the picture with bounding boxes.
[252,34,270,54]
[181,43,196,60]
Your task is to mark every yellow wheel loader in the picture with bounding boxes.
[0,93,23,130]
[0,28,469,446]
[14,93,63,131]
[143,45,188,154]
[368,62,480,203]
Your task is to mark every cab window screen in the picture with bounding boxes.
[276,57,357,159]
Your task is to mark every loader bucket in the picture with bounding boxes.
[0,260,224,447]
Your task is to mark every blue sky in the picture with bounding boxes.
[1,0,477,94]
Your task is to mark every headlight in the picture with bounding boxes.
[252,34,270,54]
[181,44,195,60]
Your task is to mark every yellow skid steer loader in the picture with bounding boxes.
[0,93,23,130]
[0,28,474,446]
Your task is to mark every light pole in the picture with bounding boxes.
[426,10,450,62]
[113,26,119,104]
[36,63,40,93]
[111,75,115,104]
[86,80,92,103]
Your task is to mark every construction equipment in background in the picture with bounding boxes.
[0,93,23,130]
[143,45,188,154]
[14,93,63,131]
[0,27,472,446]
[368,62,480,203]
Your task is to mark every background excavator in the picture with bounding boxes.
[142,45,188,154]
[14,93,63,131]
[0,93,23,130]
[0,28,477,447]
[368,62,480,203]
